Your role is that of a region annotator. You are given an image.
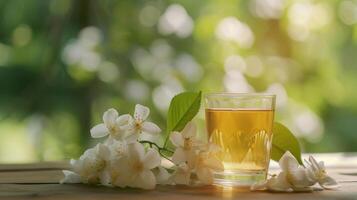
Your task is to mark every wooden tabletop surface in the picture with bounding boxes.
[1,153,357,200]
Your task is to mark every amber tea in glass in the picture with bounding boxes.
[205,93,276,186]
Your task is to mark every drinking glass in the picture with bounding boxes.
[204,93,276,186]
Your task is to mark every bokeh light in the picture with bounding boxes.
[0,0,356,162]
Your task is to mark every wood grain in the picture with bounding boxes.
[0,154,356,199]
[0,170,64,184]
[0,161,70,172]
[0,182,357,200]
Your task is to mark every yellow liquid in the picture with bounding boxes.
[205,109,274,173]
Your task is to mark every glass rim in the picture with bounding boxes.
[204,92,276,98]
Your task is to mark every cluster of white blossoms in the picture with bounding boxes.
[61,104,223,189]
[252,151,340,192]
[170,121,224,185]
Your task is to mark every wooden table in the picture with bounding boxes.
[1,153,357,200]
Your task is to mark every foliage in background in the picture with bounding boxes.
[1,0,357,162]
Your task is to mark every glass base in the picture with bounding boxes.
[213,169,267,187]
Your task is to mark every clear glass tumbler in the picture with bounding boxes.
[204,93,276,186]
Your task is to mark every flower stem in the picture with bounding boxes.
[139,140,174,162]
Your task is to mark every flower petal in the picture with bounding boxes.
[110,141,127,159]
[125,124,139,136]
[111,157,131,188]
[153,167,171,185]
[287,166,315,187]
[186,150,197,169]
[71,160,84,174]
[318,161,325,170]
[172,148,186,164]
[170,131,184,147]
[114,175,131,188]
[138,132,159,143]
[181,121,196,138]
[143,148,161,169]
[305,161,316,177]
[96,143,110,161]
[173,164,191,185]
[142,121,161,135]
[99,170,111,186]
[319,175,340,190]
[116,114,132,127]
[131,170,156,190]
[308,156,321,172]
[266,172,292,191]
[90,124,108,138]
[127,142,145,161]
[70,159,77,166]
[204,157,224,172]
[173,173,189,185]
[279,151,299,172]
[81,148,96,161]
[124,133,139,143]
[103,108,119,127]
[60,170,81,184]
[134,104,150,121]
[196,167,213,185]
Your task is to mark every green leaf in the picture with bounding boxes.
[271,122,303,164]
[164,91,202,147]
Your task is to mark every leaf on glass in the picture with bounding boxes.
[164,91,202,147]
[271,122,303,165]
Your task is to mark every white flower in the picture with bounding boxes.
[251,151,313,192]
[193,152,224,185]
[108,156,129,187]
[265,173,294,191]
[94,139,130,186]
[153,166,172,185]
[126,104,161,139]
[90,108,132,140]
[60,170,81,184]
[109,139,128,160]
[112,142,161,189]
[278,151,315,190]
[169,121,224,185]
[172,163,191,185]
[66,143,111,185]
[251,151,339,192]
[305,156,340,190]
[170,122,201,166]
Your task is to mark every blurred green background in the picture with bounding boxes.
[1,0,357,163]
